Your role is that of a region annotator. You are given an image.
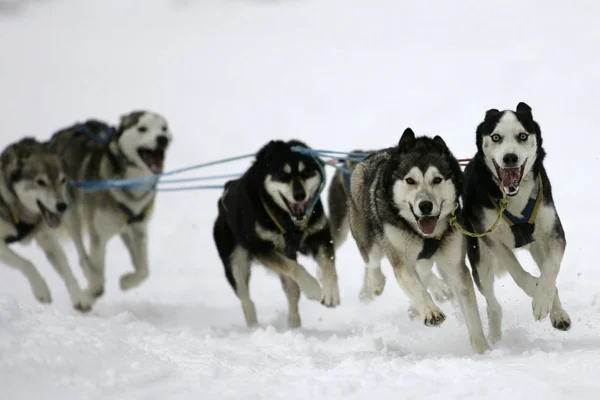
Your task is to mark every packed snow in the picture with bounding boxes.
[1,1,599,399]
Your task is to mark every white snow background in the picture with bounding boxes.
[1,1,599,399]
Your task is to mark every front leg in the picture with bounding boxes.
[255,252,322,301]
[386,246,445,327]
[62,210,101,289]
[529,239,571,330]
[0,242,51,303]
[119,222,150,291]
[36,231,94,312]
[303,227,340,307]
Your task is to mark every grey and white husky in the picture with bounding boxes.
[327,149,454,306]
[46,111,173,299]
[0,138,93,311]
[347,128,489,354]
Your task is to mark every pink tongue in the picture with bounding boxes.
[500,168,520,187]
[418,217,438,235]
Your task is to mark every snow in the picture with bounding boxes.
[1,0,599,398]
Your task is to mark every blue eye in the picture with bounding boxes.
[491,134,501,142]
[518,132,529,141]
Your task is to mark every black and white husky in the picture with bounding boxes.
[462,102,571,344]
[213,140,340,329]
[348,128,489,354]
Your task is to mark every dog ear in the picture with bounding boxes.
[432,135,448,152]
[398,128,416,150]
[516,102,532,117]
[255,140,278,162]
[0,146,22,183]
[484,109,501,121]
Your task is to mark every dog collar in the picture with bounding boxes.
[2,206,38,244]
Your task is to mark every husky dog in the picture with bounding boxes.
[46,111,172,298]
[348,128,489,353]
[462,102,571,344]
[327,149,454,306]
[213,140,340,329]
[0,138,93,311]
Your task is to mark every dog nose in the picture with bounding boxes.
[503,153,519,167]
[418,201,433,215]
[292,181,306,202]
[56,202,68,213]
[156,135,169,149]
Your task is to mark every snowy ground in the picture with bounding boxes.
[1,0,600,399]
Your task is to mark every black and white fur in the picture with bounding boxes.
[46,111,173,300]
[463,102,571,344]
[327,150,454,307]
[348,128,489,354]
[213,140,340,329]
[0,138,93,311]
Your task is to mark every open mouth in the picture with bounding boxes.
[416,216,439,235]
[138,148,166,174]
[37,200,62,229]
[493,160,526,197]
[281,194,313,226]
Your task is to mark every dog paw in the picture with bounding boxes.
[488,328,502,345]
[532,288,554,321]
[320,277,340,308]
[31,278,52,304]
[301,277,322,302]
[71,291,94,313]
[86,285,104,299]
[423,307,446,327]
[120,271,149,291]
[551,308,571,331]
[288,313,301,329]
[427,278,453,303]
[359,268,386,302]
[407,304,420,321]
[471,337,491,355]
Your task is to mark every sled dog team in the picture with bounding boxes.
[0,102,569,354]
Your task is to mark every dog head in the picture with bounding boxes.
[254,140,324,227]
[476,102,544,197]
[115,111,173,174]
[0,138,69,228]
[387,128,462,236]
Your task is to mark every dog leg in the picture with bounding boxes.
[470,243,504,344]
[387,248,445,326]
[119,223,150,291]
[35,232,94,312]
[62,210,101,289]
[231,247,257,327]
[303,227,340,307]
[256,253,321,301]
[529,241,571,330]
[359,246,386,302]
[280,274,301,329]
[86,226,108,298]
[0,243,51,303]
[437,256,489,354]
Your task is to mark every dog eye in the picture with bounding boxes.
[162,126,167,132]
[36,179,47,187]
[138,126,148,133]
[432,177,442,185]
[60,177,67,185]
[490,134,501,142]
[518,132,529,141]
[405,178,416,185]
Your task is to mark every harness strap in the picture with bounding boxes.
[489,172,543,226]
[3,208,38,244]
[114,200,154,225]
[261,198,312,234]
[340,159,353,192]
[417,237,442,260]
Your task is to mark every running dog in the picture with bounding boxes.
[46,111,173,298]
[462,102,571,344]
[348,128,489,354]
[213,139,340,329]
[0,138,93,311]
[327,149,454,307]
